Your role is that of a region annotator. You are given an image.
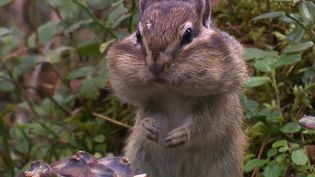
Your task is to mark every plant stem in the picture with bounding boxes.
[17,125,32,162]
[277,1,315,43]
[0,109,15,177]
[93,112,131,129]
[271,69,282,115]
[25,86,72,116]
[128,0,136,33]
[266,0,273,44]
[31,0,41,52]
[0,60,39,118]
[37,120,59,138]
[70,0,118,39]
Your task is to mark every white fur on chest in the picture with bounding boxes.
[146,92,195,133]
[159,93,192,116]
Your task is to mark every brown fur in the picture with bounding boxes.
[139,0,211,27]
[106,1,247,177]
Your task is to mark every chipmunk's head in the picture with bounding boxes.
[107,0,247,103]
[136,1,202,76]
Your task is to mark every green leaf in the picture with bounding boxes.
[291,149,308,165]
[272,140,288,148]
[302,130,315,135]
[67,66,94,80]
[60,1,79,18]
[45,50,61,64]
[305,1,315,23]
[244,48,264,61]
[299,1,314,25]
[248,122,267,139]
[28,21,60,48]
[106,2,130,28]
[245,76,271,88]
[290,143,300,150]
[267,148,277,158]
[243,100,258,112]
[244,159,267,172]
[281,122,301,134]
[263,162,282,177]
[0,79,14,92]
[254,60,272,72]
[287,26,304,43]
[55,46,75,59]
[76,0,87,6]
[93,134,105,143]
[87,0,112,9]
[244,48,278,61]
[279,146,289,153]
[266,111,282,123]
[13,56,36,78]
[283,41,313,53]
[78,41,102,57]
[64,19,93,35]
[77,60,107,99]
[276,154,287,163]
[253,11,285,21]
[0,0,12,6]
[100,39,116,54]
[274,54,301,68]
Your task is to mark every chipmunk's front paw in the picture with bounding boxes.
[142,118,161,142]
[162,127,190,148]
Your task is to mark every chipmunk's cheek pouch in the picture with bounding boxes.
[208,31,248,91]
[106,37,149,86]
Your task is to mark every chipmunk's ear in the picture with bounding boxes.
[139,0,212,28]
[139,0,160,17]
[185,0,211,28]
[202,0,211,28]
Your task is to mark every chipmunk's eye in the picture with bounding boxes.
[181,28,193,46]
[136,30,142,44]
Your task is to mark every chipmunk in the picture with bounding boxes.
[106,0,247,176]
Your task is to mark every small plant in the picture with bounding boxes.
[243,0,315,176]
[0,0,135,176]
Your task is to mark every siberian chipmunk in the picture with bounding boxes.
[107,0,248,176]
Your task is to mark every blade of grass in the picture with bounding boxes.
[0,107,15,177]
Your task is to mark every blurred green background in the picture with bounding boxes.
[0,0,315,176]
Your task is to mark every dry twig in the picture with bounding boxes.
[93,112,131,129]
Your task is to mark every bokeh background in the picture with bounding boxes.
[0,0,314,176]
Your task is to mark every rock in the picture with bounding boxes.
[17,151,146,177]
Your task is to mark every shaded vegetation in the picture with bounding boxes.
[0,0,314,177]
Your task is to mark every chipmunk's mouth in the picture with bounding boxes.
[150,74,189,86]
[152,77,167,84]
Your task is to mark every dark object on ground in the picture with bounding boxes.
[16,151,146,177]
[305,145,315,164]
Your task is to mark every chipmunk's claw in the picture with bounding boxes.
[162,127,189,148]
[143,118,161,142]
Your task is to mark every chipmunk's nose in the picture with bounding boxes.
[149,62,164,76]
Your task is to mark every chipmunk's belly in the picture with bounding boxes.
[135,95,215,176]
[151,93,194,133]
[126,140,220,177]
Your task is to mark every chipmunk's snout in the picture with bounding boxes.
[146,53,167,76]
[149,62,164,76]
